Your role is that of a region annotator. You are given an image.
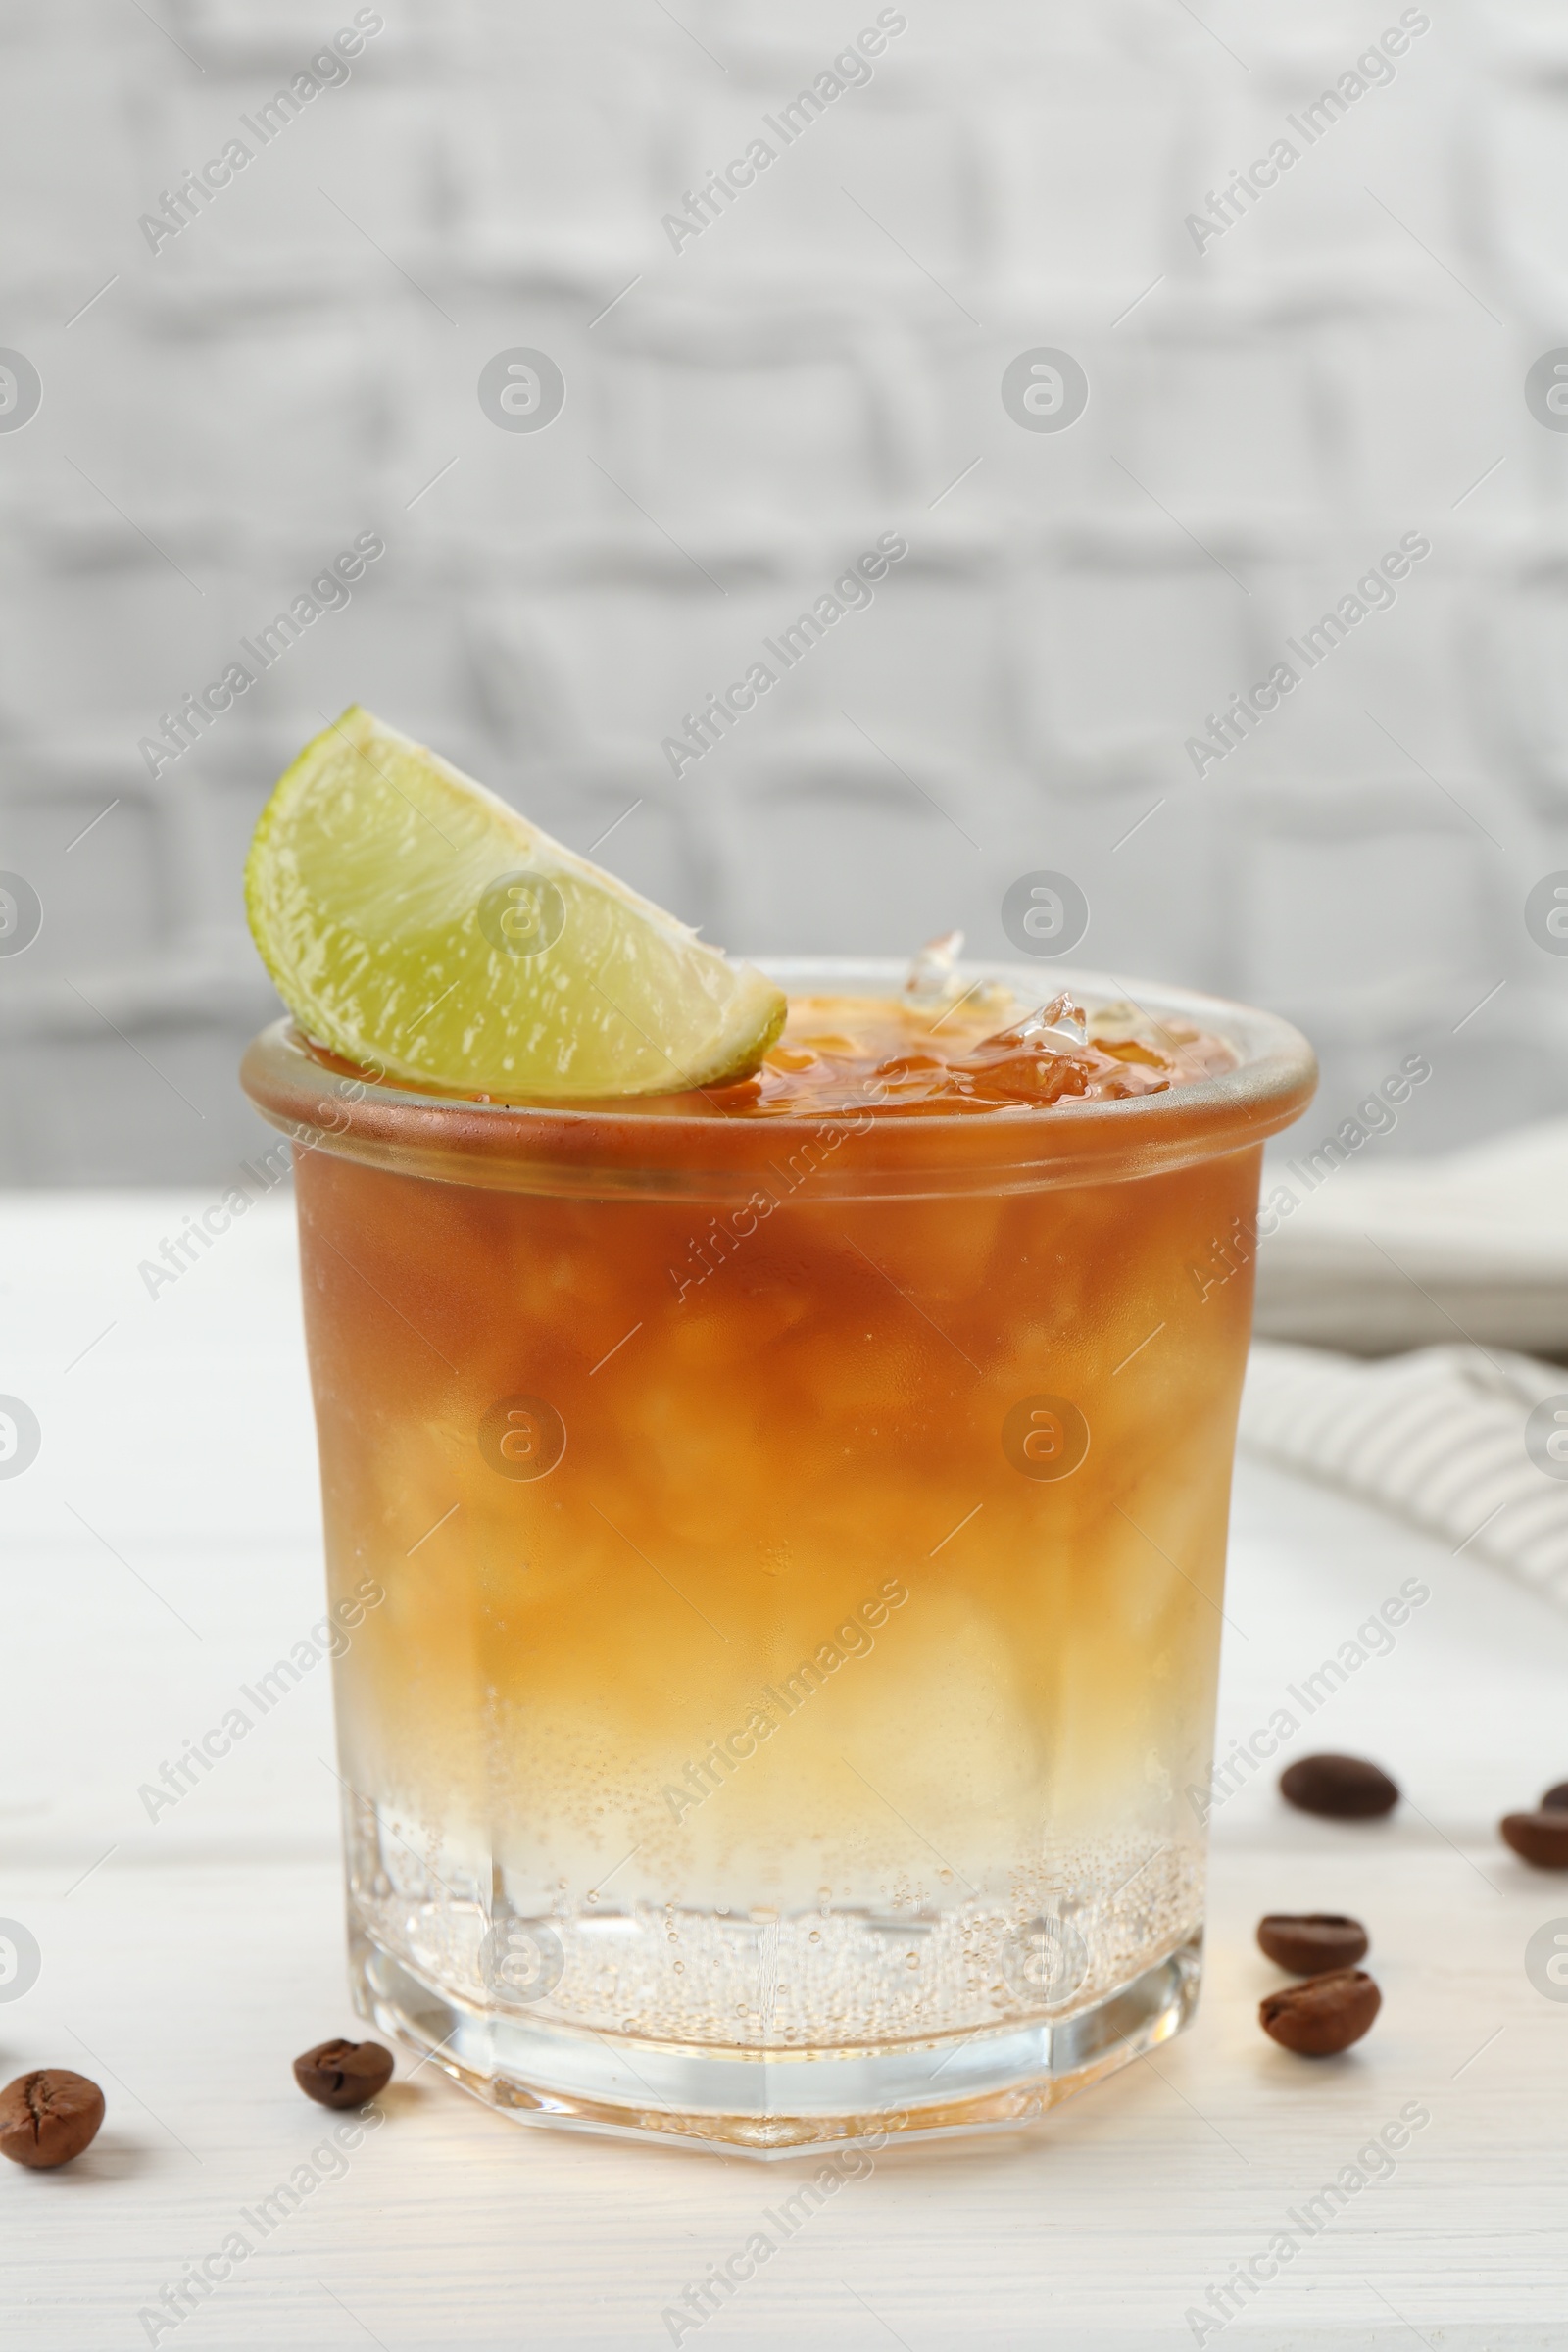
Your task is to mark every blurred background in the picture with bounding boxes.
[2,0,1566,1188]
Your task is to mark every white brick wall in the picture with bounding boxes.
[2,0,1566,1179]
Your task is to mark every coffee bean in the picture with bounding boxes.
[1259,1969,1381,2057]
[0,2070,105,2169]
[293,2037,394,2109]
[1500,1811,1568,1869]
[1279,1753,1398,1819]
[1540,1782,1568,1811]
[1256,1913,1369,1975]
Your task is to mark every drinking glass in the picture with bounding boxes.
[241,958,1314,2155]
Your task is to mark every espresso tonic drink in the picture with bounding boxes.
[243,961,1314,2153]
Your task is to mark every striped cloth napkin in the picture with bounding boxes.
[1240,1341,1568,1608]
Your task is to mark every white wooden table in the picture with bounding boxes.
[3,1196,1567,2350]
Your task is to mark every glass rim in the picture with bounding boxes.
[239,957,1317,1201]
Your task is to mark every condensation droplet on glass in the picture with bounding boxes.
[905,928,965,1005]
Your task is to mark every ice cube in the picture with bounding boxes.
[1017,992,1088,1051]
[905,930,965,1005]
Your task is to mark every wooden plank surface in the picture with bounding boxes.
[3,1198,1567,2349]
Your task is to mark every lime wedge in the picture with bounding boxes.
[244,707,785,1098]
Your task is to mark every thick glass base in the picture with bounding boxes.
[351,1927,1201,2159]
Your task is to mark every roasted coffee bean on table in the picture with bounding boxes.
[1500,1811,1568,1869]
[1256,1912,1369,1975]
[0,2070,106,2169]
[1259,1969,1381,2057]
[293,2037,395,2109]
[1540,1781,1568,1811]
[1279,1753,1399,1819]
